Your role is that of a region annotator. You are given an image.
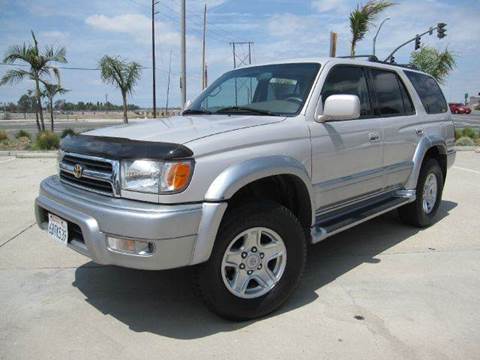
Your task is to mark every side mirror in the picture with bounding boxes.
[316,94,360,122]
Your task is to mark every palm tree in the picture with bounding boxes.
[0,31,67,131]
[410,47,456,84]
[99,56,141,123]
[349,1,394,56]
[41,81,69,132]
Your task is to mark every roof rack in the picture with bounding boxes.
[336,55,418,70]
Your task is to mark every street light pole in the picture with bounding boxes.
[180,0,187,108]
[373,17,390,56]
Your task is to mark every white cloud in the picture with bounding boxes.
[85,14,181,46]
[312,0,348,13]
[39,31,70,44]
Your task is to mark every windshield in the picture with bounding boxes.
[187,63,320,116]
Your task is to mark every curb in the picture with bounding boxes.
[454,146,480,152]
[0,150,57,158]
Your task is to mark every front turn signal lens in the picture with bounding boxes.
[161,161,193,192]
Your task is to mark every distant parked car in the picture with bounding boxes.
[449,103,471,114]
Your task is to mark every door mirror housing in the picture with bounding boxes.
[316,94,361,122]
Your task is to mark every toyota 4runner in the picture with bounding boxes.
[35,58,456,320]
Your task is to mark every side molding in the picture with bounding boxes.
[405,135,447,190]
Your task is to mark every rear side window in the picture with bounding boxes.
[322,65,372,117]
[370,69,414,116]
[405,71,448,114]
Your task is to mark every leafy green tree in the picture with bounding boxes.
[99,55,141,123]
[349,1,394,56]
[410,47,456,84]
[41,81,69,131]
[0,31,67,131]
[17,94,35,119]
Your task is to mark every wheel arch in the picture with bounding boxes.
[192,156,315,265]
[405,135,447,190]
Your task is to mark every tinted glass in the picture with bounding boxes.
[189,63,320,116]
[322,66,371,117]
[370,69,405,115]
[398,77,415,114]
[405,71,448,114]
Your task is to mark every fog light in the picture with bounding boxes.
[107,236,154,255]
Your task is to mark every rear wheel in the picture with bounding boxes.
[196,201,307,321]
[398,158,444,227]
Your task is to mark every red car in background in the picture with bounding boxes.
[449,103,472,114]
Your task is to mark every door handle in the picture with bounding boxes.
[416,128,424,136]
[368,132,380,142]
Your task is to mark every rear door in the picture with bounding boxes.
[309,64,384,212]
[367,67,417,189]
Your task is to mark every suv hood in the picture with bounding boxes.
[86,115,286,145]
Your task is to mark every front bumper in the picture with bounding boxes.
[35,176,226,270]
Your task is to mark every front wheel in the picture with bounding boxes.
[196,201,307,321]
[398,158,444,227]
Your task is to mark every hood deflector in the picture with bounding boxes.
[60,135,194,160]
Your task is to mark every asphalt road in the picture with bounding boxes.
[0,152,480,359]
[1,113,480,137]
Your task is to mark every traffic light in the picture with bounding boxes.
[415,35,421,50]
[437,23,447,39]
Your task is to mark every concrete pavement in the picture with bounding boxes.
[1,153,480,359]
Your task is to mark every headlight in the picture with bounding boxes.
[121,159,193,194]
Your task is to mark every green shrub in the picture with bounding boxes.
[15,129,31,140]
[455,136,475,146]
[455,129,463,140]
[35,131,60,150]
[0,130,8,141]
[61,128,77,138]
[462,127,477,139]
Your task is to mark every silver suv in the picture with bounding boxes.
[35,57,456,320]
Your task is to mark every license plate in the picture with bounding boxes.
[48,213,68,245]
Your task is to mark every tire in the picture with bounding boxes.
[398,158,444,227]
[196,201,307,321]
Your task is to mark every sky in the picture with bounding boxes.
[0,0,479,108]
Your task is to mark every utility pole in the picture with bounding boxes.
[165,50,172,116]
[329,32,337,57]
[151,0,158,118]
[229,41,254,68]
[180,0,187,108]
[201,3,207,90]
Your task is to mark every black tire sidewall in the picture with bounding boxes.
[414,159,444,226]
[197,202,307,320]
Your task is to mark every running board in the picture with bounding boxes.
[311,192,415,244]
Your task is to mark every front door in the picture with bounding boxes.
[309,65,384,213]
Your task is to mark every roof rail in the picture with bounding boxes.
[336,55,418,70]
[337,55,379,62]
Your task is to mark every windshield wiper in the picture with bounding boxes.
[182,109,213,115]
[215,106,277,116]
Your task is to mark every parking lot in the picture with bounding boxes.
[1,151,479,360]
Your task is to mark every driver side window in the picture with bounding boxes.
[322,65,372,117]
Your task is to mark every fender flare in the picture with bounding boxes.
[191,156,315,265]
[405,135,447,190]
[205,156,315,218]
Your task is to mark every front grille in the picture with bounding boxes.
[59,153,117,196]
[63,154,113,172]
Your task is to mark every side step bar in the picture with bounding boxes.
[311,191,415,244]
